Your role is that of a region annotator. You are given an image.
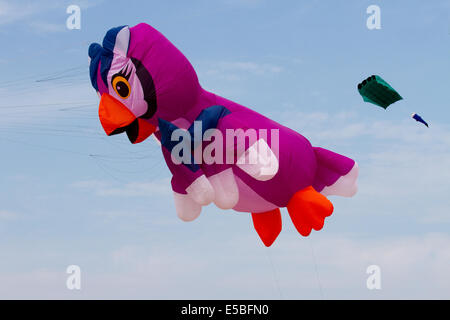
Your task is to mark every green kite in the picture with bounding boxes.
[357,75,402,109]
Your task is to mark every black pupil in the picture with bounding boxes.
[116,81,129,97]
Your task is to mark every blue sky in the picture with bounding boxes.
[0,0,449,299]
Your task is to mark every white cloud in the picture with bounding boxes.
[267,109,450,225]
[418,206,450,224]
[71,178,172,197]
[0,81,97,127]
[0,210,19,220]
[0,232,448,299]
[302,233,450,297]
[28,21,66,34]
[0,1,40,25]
[195,60,284,98]
[276,110,450,145]
[198,60,283,82]
[223,0,265,6]
[0,0,104,31]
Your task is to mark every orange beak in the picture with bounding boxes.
[98,93,156,144]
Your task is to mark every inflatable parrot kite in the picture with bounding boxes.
[88,24,358,247]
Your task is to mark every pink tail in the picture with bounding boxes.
[312,147,358,197]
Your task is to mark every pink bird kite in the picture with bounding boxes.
[88,23,358,246]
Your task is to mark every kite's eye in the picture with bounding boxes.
[112,75,131,99]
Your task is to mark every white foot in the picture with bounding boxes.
[173,192,202,221]
[185,175,215,205]
[208,168,239,209]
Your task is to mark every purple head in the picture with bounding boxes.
[88,23,201,143]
